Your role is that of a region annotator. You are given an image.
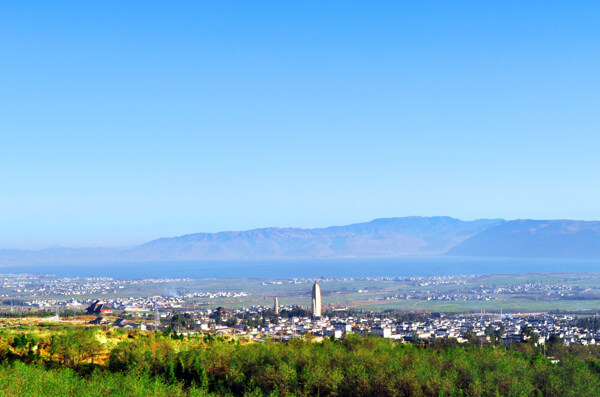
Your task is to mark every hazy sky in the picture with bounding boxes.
[1,2,599,249]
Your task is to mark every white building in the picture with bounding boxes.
[312,282,322,317]
[371,326,392,338]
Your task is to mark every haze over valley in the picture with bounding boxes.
[2,216,600,265]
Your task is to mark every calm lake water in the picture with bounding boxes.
[1,256,599,278]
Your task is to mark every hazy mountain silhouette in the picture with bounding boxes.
[447,219,600,258]
[122,216,503,261]
[1,217,600,264]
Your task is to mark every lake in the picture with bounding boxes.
[1,256,599,278]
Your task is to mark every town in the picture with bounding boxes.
[1,273,599,348]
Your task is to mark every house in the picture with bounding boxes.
[86,300,114,315]
[371,326,392,338]
[88,317,108,325]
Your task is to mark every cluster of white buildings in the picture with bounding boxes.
[209,312,600,347]
[0,274,191,297]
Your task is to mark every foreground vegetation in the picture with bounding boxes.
[1,323,600,396]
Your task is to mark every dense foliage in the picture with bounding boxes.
[0,326,600,396]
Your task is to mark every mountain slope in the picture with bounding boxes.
[122,216,504,260]
[0,217,504,264]
[5,217,600,264]
[447,219,600,258]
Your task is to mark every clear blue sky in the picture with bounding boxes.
[1,1,599,249]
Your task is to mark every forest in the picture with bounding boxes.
[0,324,600,396]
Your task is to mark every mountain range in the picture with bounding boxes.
[1,217,600,265]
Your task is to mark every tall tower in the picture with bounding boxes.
[274,296,279,315]
[312,282,321,317]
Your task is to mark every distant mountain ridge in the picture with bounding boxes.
[124,217,503,261]
[447,219,600,258]
[1,217,600,265]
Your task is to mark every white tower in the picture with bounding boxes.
[312,282,322,317]
[274,296,279,315]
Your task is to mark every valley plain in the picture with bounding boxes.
[4,272,600,314]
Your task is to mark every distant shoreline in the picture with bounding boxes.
[1,256,599,279]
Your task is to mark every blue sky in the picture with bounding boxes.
[1,1,599,249]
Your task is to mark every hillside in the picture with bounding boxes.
[447,219,600,258]
[121,216,503,260]
[2,217,600,264]
[0,217,502,264]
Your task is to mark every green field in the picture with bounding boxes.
[5,273,600,314]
